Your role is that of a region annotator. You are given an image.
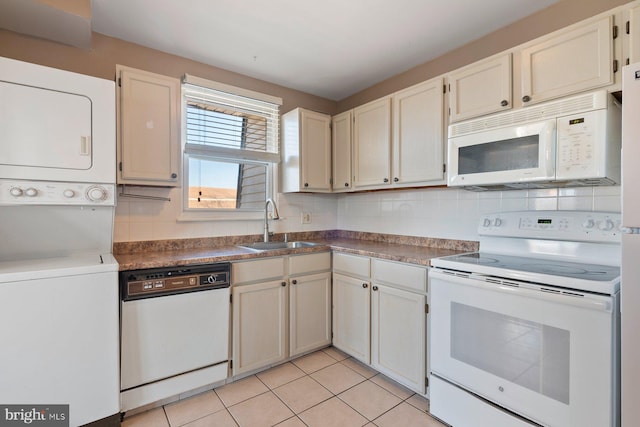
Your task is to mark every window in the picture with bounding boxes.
[182,75,281,216]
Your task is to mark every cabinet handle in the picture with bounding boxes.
[171,173,177,179]
[281,281,287,287]
[292,279,297,285]
[393,177,399,182]
[362,283,368,288]
[383,178,389,183]
[372,286,378,291]
[344,182,349,187]
[500,99,509,107]
[304,182,309,187]
[522,95,531,103]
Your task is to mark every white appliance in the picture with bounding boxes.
[429,211,621,427]
[0,58,119,427]
[621,63,640,427]
[120,264,230,412]
[447,90,621,190]
[0,56,115,183]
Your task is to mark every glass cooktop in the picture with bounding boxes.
[431,252,620,294]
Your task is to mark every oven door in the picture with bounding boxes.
[447,119,556,187]
[430,269,617,427]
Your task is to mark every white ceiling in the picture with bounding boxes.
[91,0,559,101]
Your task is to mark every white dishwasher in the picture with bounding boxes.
[120,263,230,412]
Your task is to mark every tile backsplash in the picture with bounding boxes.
[114,185,620,243]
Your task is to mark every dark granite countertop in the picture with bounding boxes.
[114,231,478,271]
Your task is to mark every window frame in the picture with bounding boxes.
[178,76,282,222]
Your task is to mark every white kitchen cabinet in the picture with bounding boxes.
[332,272,371,364]
[332,252,371,363]
[392,78,446,186]
[332,252,428,394]
[371,259,427,394]
[232,257,287,376]
[232,253,331,376]
[519,15,614,106]
[627,4,640,64]
[116,65,180,186]
[447,53,512,122]
[353,96,392,189]
[290,271,332,357]
[232,279,287,376]
[332,110,353,192]
[289,252,332,357]
[281,108,332,193]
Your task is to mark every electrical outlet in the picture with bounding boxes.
[301,212,311,224]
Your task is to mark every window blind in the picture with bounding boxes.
[183,80,280,163]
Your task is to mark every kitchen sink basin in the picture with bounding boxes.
[239,241,319,251]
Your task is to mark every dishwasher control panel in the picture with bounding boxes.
[121,263,230,300]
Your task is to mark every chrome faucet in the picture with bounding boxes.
[264,198,280,242]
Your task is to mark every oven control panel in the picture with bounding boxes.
[0,179,115,206]
[479,210,621,242]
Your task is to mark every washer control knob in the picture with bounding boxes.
[598,219,614,231]
[582,219,595,229]
[494,218,503,227]
[483,218,491,227]
[9,187,23,197]
[206,275,216,284]
[63,189,76,198]
[24,188,38,197]
[86,185,107,202]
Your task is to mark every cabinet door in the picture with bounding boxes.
[448,54,512,122]
[353,97,392,189]
[392,78,445,186]
[232,280,287,376]
[117,66,180,186]
[628,5,640,64]
[332,273,371,364]
[290,272,332,357]
[332,110,353,191]
[301,109,332,191]
[371,283,426,394]
[520,16,613,106]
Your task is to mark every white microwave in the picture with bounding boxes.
[0,57,115,184]
[447,90,621,190]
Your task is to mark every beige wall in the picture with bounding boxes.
[337,0,633,112]
[0,29,337,115]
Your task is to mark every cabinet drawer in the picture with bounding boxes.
[289,252,331,275]
[371,258,427,293]
[333,252,370,278]
[232,257,285,284]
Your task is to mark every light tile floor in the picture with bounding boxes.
[122,347,446,427]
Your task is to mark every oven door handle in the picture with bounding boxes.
[430,269,613,313]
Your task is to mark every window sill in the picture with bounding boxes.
[177,211,263,222]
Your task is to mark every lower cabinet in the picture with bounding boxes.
[333,252,429,394]
[232,253,331,376]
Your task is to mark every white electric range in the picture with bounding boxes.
[429,210,620,427]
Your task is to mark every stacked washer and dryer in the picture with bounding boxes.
[0,57,120,426]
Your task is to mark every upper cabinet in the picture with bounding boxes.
[353,97,392,189]
[281,108,332,193]
[116,65,181,186]
[626,3,640,65]
[332,110,353,192]
[519,16,614,107]
[447,53,512,123]
[352,81,446,191]
[392,78,445,186]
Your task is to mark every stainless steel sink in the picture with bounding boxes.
[239,241,319,251]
